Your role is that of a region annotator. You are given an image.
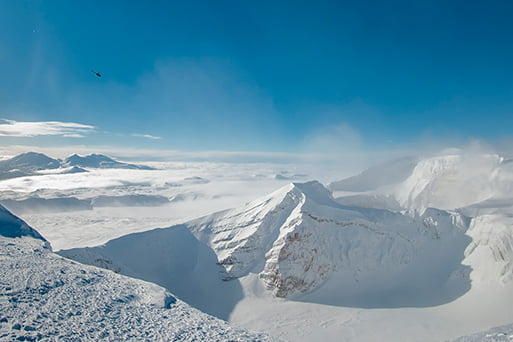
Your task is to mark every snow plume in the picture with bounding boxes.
[0,118,95,138]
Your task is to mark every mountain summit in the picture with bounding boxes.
[0,152,60,180]
[187,181,470,304]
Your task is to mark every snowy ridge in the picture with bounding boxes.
[188,182,308,279]
[188,181,471,301]
[0,152,154,181]
[63,153,154,170]
[328,156,418,192]
[395,153,509,211]
[0,204,48,244]
[0,152,60,180]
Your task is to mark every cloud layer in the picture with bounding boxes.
[131,133,162,140]
[0,119,95,138]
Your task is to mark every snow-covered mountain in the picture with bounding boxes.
[63,153,154,170]
[394,153,511,211]
[62,180,472,310]
[329,156,418,192]
[187,181,471,303]
[331,151,513,213]
[0,152,61,180]
[0,152,155,181]
[0,204,277,341]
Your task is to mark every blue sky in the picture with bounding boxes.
[1,0,513,153]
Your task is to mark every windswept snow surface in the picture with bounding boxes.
[0,237,276,342]
[0,207,277,341]
[59,225,244,320]
[450,323,513,342]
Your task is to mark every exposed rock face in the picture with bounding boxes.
[188,181,470,298]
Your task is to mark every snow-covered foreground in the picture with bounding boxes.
[0,211,277,341]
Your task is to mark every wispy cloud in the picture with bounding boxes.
[132,133,162,140]
[0,119,95,138]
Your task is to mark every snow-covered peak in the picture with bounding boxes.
[329,156,418,192]
[0,204,48,245]
[2,152,61,170]
[395,153,505,211]
[63,153,154,170]
[186,181,470,301]
[0,152,61,180]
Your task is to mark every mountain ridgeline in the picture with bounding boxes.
[0,152,154,180]
[61,180,474,312]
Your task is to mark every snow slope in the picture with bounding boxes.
[395,153,508,211]
[328,156,417,192]
[0,206,277,341]
[330,152,513,213]
[59,225,244,320]
[0,205,48,243]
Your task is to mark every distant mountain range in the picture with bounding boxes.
[63,153,154,170]
[0,152,154,180]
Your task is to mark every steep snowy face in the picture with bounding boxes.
[395,154,505,211]
[187,182,307,280]
[329,156,418,192]
[0,204,48,245]
[463,215,513,284]
[188,181,470,299]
